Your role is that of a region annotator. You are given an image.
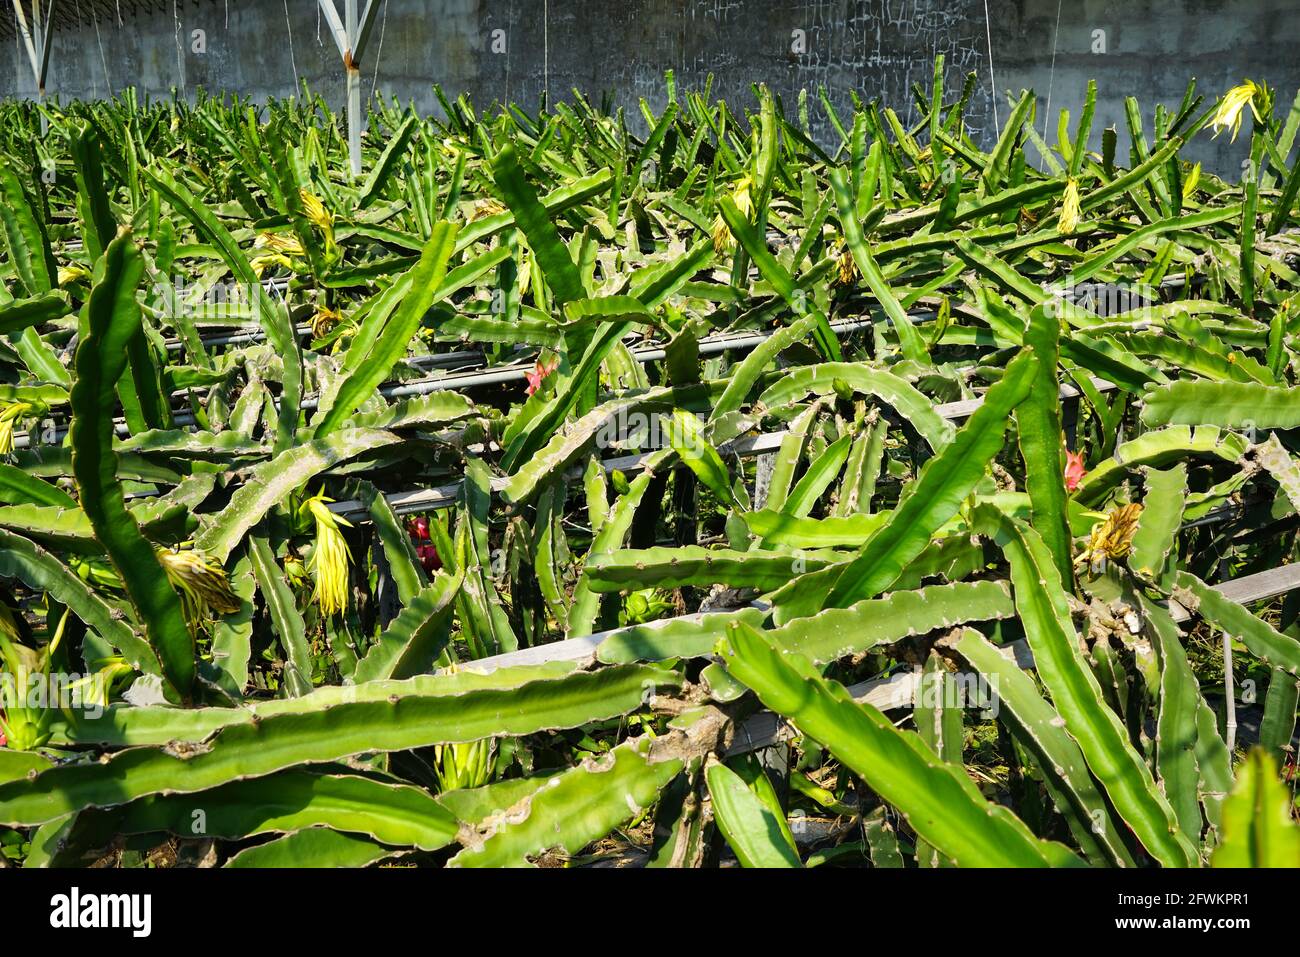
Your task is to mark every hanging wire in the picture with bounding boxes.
[12,4,23,101]
[369,0,388,100]
[73,0,95,98]
[173,0,185,94]
[504,0,511,103]
[283,0,300,91]
[1040,0,1064,170]
[92,7,110,94]
[983,0,999,137]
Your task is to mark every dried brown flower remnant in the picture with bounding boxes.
[1075,503,1143,569]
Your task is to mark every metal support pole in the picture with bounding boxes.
[345,6,361,178]
[11,0,55,135]
[346,66,361,177]
[319,0,381,180]
[33,0,44,135]
[33,0,41,133]
[344,0,360,179]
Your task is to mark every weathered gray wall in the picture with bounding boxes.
[4,0,1298,175]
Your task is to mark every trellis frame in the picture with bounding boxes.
[316,0,381,179]
[10,0,56,133]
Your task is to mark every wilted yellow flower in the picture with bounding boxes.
[66,657,134,710]
[1059,177,1082,235]
[1210,81,1264,142]
[311,305,342,339]
[254,232,305,255]
[517,249,533,297]
[711,176,753,254]
[834,246,859,286]
[1076,502,1143,568]
[57,265,89,286]
[250,253,295,278]
[302,492,353,617]
[0,402,32,455]
[471,198,506,221]
[298,189,333,230]
[251,231,303,276]
[157,545,241,628]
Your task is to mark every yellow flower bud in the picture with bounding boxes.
[0,402,32,455]
[711,176,753,254]
[298,189,334,230]
[1059,177,1081,235]
[57,265,90,286]
[302,493,353,617]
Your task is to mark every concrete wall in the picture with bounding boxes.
[4,0,1298,175]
